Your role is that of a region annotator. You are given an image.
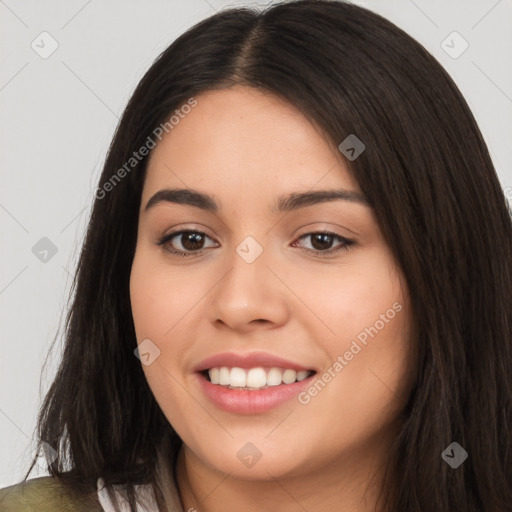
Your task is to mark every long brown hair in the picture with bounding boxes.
[20,1,512,510]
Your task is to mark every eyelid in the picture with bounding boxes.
[293,221,359,239]
[156,228,218,249]
[292,231,354,255]
[156,223,217,242]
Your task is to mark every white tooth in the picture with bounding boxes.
[219,367,231,385]
[246,367,267,388]
[296,370,309,382]
[230,367,247,387]
[209,367,220,384]
[282,369,297,384]
[267,367,283,386]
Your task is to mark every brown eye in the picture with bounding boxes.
[309,233,335,251]
[157,230,217,256]
[293,231,354,255]
[178,232,206,251]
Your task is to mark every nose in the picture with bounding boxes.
[208,240,289,333]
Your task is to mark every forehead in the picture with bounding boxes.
[144,86,360,201]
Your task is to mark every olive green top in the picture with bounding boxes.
[0,476,103,511]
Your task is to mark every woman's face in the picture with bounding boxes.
[130,85,414,480]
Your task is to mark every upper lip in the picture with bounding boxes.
[193,351,315,373]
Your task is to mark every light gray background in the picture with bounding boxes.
[1,0,511,487]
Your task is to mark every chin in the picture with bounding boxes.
[184,435,314,481]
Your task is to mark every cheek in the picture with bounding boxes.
[290,250,411,414]
[129,250,207,344]
[129,251,202,428]
[289,250,406,346]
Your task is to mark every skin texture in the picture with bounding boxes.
[130,85,416,512]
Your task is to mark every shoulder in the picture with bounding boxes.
[0,476,103,512]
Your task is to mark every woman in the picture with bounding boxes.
[1,1,511,511]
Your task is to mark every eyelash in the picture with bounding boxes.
[156,229,355,258]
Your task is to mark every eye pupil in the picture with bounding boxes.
[311,233,333,251]
[182,232,204,250]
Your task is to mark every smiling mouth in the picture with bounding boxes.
[200,366,316,391]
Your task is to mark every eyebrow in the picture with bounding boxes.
[144,187,371,214]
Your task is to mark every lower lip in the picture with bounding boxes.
[196,372,315,414]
